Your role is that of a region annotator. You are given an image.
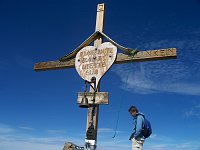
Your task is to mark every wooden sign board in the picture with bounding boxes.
[77,92,109,105]
[75,42,117,86]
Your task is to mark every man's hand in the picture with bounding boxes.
[129,133,134,140]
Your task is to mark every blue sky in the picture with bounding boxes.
[0,0,200,150]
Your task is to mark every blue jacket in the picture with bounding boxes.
[131,112,145,140]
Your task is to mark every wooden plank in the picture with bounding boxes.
[77,92,109,105]
[94,3,105,47]
[116,48,177,64]
[34,48,177,71]
[85,3,105,145]
[34,59,75,71]
[75,42,117,86]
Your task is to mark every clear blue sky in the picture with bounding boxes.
[0,0,200,150]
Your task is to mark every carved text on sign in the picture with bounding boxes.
[77,92,109,105]
[135,48,176,58]
[75,42,117,85]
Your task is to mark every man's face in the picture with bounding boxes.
[130,110,137,117]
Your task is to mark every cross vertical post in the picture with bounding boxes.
[85,3,105,150]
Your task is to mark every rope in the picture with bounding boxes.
[112,68,131,138]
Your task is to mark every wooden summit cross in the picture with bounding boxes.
[34,3,177,150]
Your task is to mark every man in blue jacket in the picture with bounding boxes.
[129,106,145,150]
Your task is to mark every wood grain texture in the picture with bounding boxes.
[85,3,105,143]
[77,92,109,105]
[75,42,117,85]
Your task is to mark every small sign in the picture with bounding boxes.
[77,92,109,105]
[75,42,117,86]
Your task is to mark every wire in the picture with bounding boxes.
[112,69,131,138]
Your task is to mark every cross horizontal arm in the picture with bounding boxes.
[34,48,177,71]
